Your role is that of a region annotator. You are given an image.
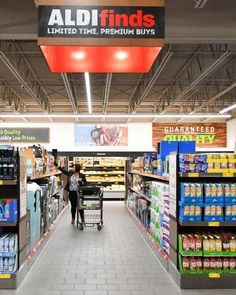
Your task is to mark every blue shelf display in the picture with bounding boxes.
[180,183,203,203]
[179,201,203,222]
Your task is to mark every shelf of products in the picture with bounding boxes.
[171,152,236,288]
[0,145,67,289]
[128,151,236,289]
[62,156,126,197]
[127,155,170,268]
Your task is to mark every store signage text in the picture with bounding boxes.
[0,128,50,143]
[152,123,227,148]
[38,6,164,39]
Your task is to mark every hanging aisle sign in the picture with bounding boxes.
[38,0,165,46]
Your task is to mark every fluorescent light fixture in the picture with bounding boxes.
[73,51,85,60]
[0,114,231,119]
[219,104,236,114]
[84,72,92,114]
[115,51,128,60]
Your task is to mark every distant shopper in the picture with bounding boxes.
[55,163,87,225]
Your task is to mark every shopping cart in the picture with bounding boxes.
[76,186,103,231]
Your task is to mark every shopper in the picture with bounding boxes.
[54,163,87,224]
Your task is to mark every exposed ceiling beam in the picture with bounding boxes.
[191,83,236,114]
[160,49,231,114]
[0,41,51,113]
[0,83,26,113]
[61,73,78,114]
[103,73,112,114]
[129,45,172,114]
[194,0,208,9]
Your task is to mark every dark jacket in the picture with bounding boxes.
[58,166,87,192]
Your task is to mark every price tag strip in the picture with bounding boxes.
[209,273,221,279]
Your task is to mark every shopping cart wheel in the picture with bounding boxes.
[79,223,84,231]
[97,224,102,231]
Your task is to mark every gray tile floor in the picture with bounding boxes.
[1,202,235,295]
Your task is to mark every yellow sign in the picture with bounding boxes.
[208,222,220,227]
[223,172,234,177]
[0,180,3,185]
[0,274,11,279]
[188,173,199,177]
[209,273,221,279]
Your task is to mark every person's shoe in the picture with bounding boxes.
[71,219,75,225]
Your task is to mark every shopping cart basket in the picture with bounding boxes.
[76,186,103,231]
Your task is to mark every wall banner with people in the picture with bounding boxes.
[74,124,128,146]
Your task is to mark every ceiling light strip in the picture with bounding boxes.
[0,114,231,119]
[219,104,236,114]
[84,72,92,114]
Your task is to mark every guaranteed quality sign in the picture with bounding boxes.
[152,123,227,148]
[0,128,50,143]
[38,6,164,39]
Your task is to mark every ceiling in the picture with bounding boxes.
[0,0,236,123]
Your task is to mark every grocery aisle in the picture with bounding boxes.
[0,202,233,295]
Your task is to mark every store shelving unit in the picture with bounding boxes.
[0,149,28,289]
[72,157,126,199]
[127,169,170,269]
[169,153,236,289]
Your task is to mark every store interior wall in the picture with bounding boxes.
[0,122,153,152]
[227,118,236,152]
[0,120,234,152]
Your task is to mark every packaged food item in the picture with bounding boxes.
[211,184,217,197]
[195,206,201,216]
[230,237,236,252]
[211,205,216,216]
[223,258,229,270]
[205,205,211,216]
[184,184,191,197]
[210,258,216,270]
[231,184,236,197]
[189,235,196,251]
[205,184,211,197]
[216,205,223,216]
[209,236,216,252]
[190,257,197,271]
[195,184,202,198]
[224,184,231,198]
[223,235,230,252]
[189,205,195,216]
[182,235,190,251]
[195,234,202,251]
[215,235,222,252]
[221,162,228,169]
[190,184,196,197]
[216,184,224,197]
[226,205,232,216]
[214,163,221,170]
[229,258,236,270]
[196,258,202,270]
[183,257,189,271]
[216,258,223,270]
[184,206,189,216]
[203,235,210,252]
[232,205,236,216]
[203,258,210,270]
